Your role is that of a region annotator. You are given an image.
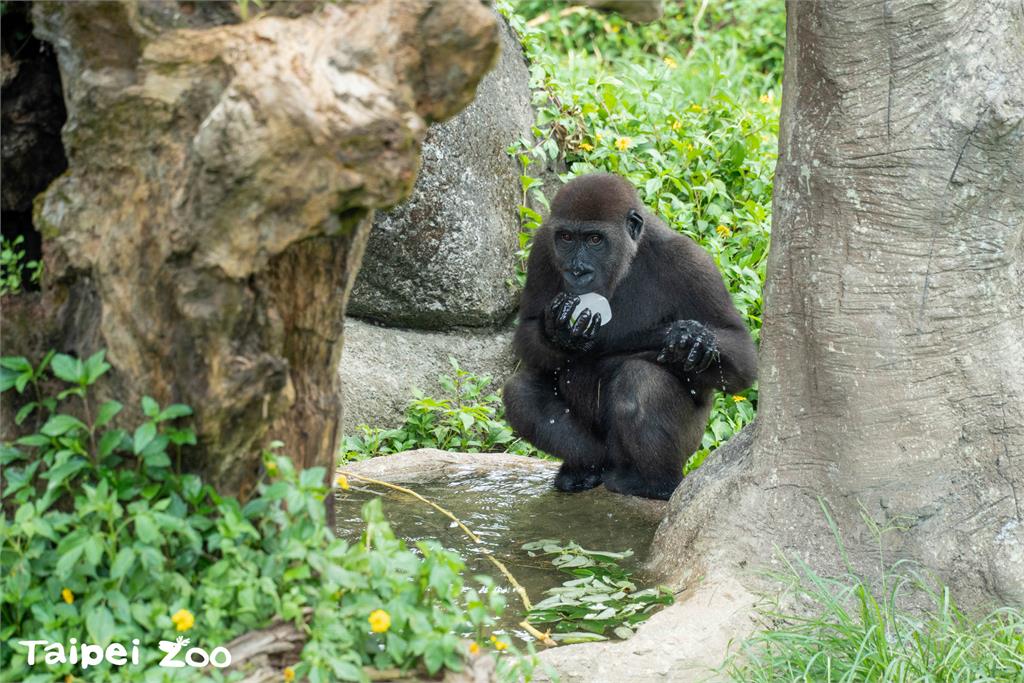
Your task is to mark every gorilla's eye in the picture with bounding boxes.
[587,234,603,246]
[558,231,573,242]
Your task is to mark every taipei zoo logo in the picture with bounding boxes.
[18,636,232,671]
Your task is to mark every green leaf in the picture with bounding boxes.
[95,400,123,429]
[84,350,111,384]
[14,402,36,425]
[110,547,136,579]
[98,429,126,458]
[15,433,50,447]
[134,514,161,544]
[141,395,159,418]
[0,367,20,392]
[51,353,84,384]
[41,414,87,437]
[133,422,157,455]
[86,606,115,646]
[0,356,32,373]
[158,404,193,421]
[143,450,172,468]
[55,543,85,578]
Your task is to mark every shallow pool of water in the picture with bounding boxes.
[334,465,663,639]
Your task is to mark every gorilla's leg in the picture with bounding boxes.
[503,371,608,491]
[602,359,710,500]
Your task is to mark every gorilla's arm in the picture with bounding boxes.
[594,241,757,393]
[512,315,569,371]
[595,321,755,392]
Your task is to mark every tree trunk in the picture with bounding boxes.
[5,1,498,497]
[542,1,1023,680]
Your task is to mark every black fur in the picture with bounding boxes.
[503,173,757,500]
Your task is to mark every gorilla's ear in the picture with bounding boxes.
[627,209,644,240]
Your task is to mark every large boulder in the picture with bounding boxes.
[341,318,515,430]
[347,18,533,330]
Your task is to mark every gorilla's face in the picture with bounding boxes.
[549,209,644,295]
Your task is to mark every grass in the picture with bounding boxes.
[723,560,1024,682]
[723,507,1024,682]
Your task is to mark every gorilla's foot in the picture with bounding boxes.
[553,463,603,492]
[603,468,679,500]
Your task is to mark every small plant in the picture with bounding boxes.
[341,359,545,461]
[1,351,536,681]
[523,540,673,642]
[0,235,43,295]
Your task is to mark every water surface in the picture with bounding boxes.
[334,466,663,639]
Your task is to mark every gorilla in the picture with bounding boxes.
[503,173,757,500]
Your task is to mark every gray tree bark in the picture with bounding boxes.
[2,0,498,498]
[542,2,1023,680]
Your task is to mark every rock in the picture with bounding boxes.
[578,0,664,23]
[340,318,516,430]
[340,448,556,481]
[347,18,534,330]
[16,0,499,496]
[536,574,756,683]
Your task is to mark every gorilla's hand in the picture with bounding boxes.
[658,320,719,372]
[544,293,602,352]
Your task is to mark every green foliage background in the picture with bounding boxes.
[506,0,781,467]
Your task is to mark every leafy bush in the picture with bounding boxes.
[0,352,530,682]
[341,359,544,461]
[0,235,43,296]
[523,541,673,643]
[500,0,784,461]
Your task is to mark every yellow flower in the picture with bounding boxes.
[283,667,295,682]
[489,635,508,651]
[671,120,682,132]
[759,92,774,104]
[663,56,678,69]
[265,460,278,476]
[595,133,603,143]
[715,224,733,239]
[469,642,480,655]
[604,22,620,34]
[732,395,747,402]
[171,609,195,632]
[61,588,74,605]
[688,103,703,113]
[614,137,631,151]
[579,142,594,152]
[336,474,350,490]
[369,609,391,633]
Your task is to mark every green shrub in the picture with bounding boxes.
[341,359,544,461]
[499,0,783,462]
[0,235,43,296]
[1,352,531,682]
